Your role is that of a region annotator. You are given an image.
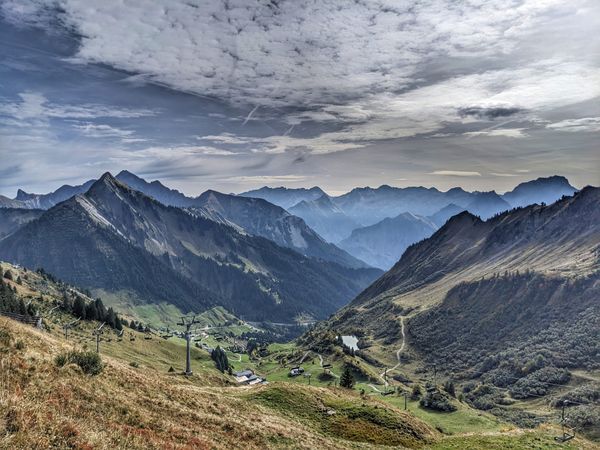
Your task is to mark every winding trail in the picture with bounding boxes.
[374,316,406,389]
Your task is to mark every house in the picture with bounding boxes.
[233,369,267,386]
[234,369,254,384]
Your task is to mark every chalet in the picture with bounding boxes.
[233,369,267,386]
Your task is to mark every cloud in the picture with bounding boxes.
[464,128,528,138]
[458,106,524,120]
[429,170,482,177]
[546,117,600,133]
[0,92,157,121]
[490,172,518,177]
[3,0,592,111]
[73,123,134,138]
[198,133,249,145]
[223,175,310,185]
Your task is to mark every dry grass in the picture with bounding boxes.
[0,318,438,449]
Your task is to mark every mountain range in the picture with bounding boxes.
[338,213,437,270]
[1,174,580,274]
[243,176,575,236]
[0,173,381,322]
[320,186,599,364]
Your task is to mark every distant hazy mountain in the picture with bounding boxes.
[0,173,380,322]
[464,191,512,219]
[325,187,599,342]
[428,203,466,227]
[239,186,326,210]
[289,194,359,243]
[191,190,369,268]
[502,175,577,208]
[338,212,437,269]
[115,170,193,207]
[0,208,44,239]
[332,185,470,226]
[0,195,24,209]
[13,180,95,210]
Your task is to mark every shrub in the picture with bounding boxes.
[0,328,12,347]
[129,361,139,368]
[410,384,422,400]
[14,340,25,350]
[510,367,571,399]
[55,351,103,375]
[419,389,457,412]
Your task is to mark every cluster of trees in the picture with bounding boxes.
[419,388,457,412]
[127,320,150,332]
[409,271,599,413]
[211,346,229,373]
[0,274,33,316]
[61,292,122,330]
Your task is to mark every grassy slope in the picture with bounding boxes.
[1,262,598,449]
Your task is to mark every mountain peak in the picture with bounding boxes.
[88,172,125,196]
[15,189,34,201]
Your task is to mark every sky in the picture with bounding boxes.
[0,0,599,197]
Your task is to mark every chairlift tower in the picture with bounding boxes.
[63,317,80,340]
[555,400,575,442]
[178,316,199,376]
[93,322,106,353]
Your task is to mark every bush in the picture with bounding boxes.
[55,351,103,375]
[510,367,571,399]
[14,340,25,350]
[551,384,600,407]
[410,384,422,400]
[0,328,12,347]
[129,361,139,368]
[420,389,457,412]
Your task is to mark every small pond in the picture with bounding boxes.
[341,335,359,351]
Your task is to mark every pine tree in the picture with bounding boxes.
[211,346,229,373]
[114,315,122,331]
[73,296,86,319]
[106,307,116,328]
[85,302,98,321]
[339,366,355,389]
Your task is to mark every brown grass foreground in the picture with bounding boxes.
[0,318,437,449]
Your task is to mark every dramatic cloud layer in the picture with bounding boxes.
[0,0,598,195]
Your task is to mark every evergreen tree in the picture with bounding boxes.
[114,315,123,331]
[211,346,229,373]
[3,270,13,281]
[73,296,86,319]
[85,302,98,321]
[106,307,116,328]
[95,298,107,321]
[61,293,72,311]
[339,366,355,389]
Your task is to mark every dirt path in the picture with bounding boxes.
[374,316,406,388]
